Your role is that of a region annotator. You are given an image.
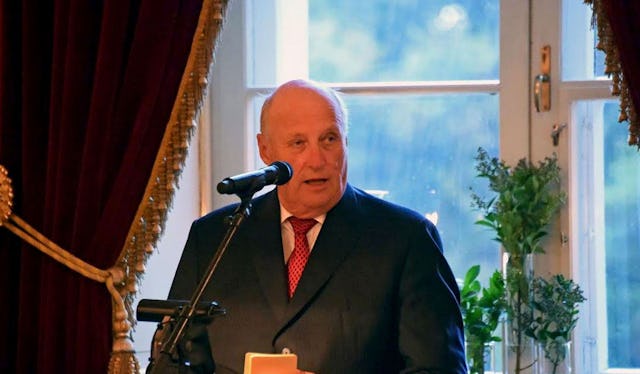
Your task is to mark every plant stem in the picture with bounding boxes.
[515,287,522,373]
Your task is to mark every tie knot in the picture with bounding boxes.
[289,217,317,235]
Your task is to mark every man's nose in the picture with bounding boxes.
[305,144,327,168]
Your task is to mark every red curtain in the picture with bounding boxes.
[601,1,640,145]
[0,0,203,372]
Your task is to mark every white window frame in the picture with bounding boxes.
[533,0,638,373]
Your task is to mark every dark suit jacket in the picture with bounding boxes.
[168,184,467,373]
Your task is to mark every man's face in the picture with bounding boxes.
[257,84,348,218]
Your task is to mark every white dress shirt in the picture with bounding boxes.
[280,205,325,263]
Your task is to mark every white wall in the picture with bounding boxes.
[131,143,200,367]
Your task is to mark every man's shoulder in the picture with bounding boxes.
[345,185,444,252]
[196,203,239,223]
[349,185,427,223]
[193,190,277,227]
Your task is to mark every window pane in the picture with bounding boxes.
[308,0,499,82]
[593,29,606,78]
[345,93,500,280]
[562,0,607,80]
[575,101,640,369]
[602,103,640,368]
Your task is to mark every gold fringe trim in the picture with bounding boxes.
[584,0,640,146]
[118,0,228,323]
[112,0,229,370]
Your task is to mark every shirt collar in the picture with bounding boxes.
[280,205,326,225]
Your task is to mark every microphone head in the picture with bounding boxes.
[215,161,293,195]
[270,161,293,185]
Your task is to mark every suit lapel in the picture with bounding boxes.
[248,186,366,335]
[249,192,290,321]
[281,185,363,326]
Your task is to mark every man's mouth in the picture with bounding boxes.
[304,178,328,185]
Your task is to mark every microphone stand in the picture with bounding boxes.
[149,190,256,373]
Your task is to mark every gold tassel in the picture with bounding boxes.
[108,351,140,374]
[107,271,141,374]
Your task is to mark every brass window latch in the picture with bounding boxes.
[534,45,551,112]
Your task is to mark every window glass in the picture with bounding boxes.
[345,93,501,277]
[562,0,607,80]
[593,30,606,78]
[602,102,640,368]
[575,100,640,369]
[309,0,499,82]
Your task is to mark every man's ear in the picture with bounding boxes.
[256,133,272,164]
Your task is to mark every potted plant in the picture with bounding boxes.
[460,265,506,374]
[525,274,586,374]
[471,147,566,373]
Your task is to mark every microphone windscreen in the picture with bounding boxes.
[271,161,293,185]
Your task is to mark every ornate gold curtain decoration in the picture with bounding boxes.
[111,0,228,372]
[584,0,640,146]
[0,164,138,373]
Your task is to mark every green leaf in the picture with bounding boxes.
[464,265,481,285]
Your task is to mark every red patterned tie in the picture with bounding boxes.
[287,217,317,298]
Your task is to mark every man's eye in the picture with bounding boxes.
[324,133,339,143]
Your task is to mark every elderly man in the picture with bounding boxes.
[166,79,467,373]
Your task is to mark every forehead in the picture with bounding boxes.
[264,86,342,132]
[272,86,335,115]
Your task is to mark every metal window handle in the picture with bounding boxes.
[534,45,551,112]
[534,74,551,112]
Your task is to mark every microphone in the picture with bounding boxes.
[216,161,292,195]
[136,299,226,323]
